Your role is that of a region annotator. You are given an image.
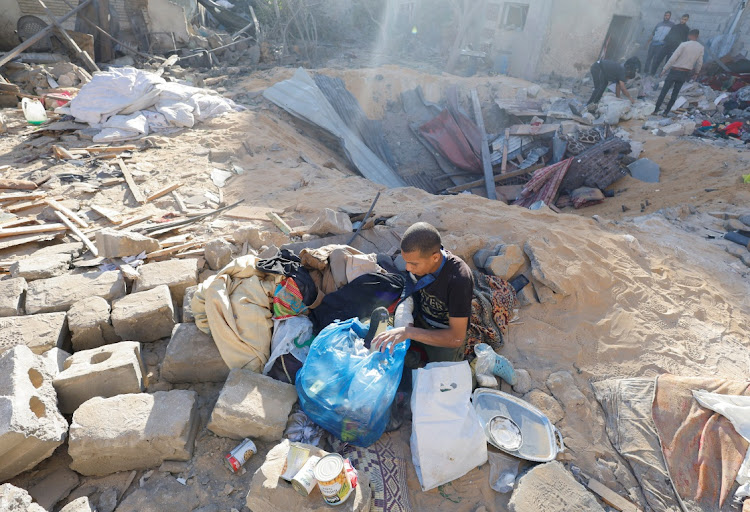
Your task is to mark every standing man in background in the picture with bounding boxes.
[655,29,704,115]
[650,14,691,75]
[644,11,675,75]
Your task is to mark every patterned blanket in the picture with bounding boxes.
[465,271,518,357]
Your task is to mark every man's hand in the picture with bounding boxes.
[630,97,636,104]
[372,327,409,355]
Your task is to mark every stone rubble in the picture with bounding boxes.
[66,296,119,351]
[132,259,198,303]
[111,285,176,342]
[25,270,127,315]
[161,323,229,383]
[95,228,161,259]
[0,277,27,317]
[0,312,69,355]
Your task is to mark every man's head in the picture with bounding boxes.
[664,11,671,21]
[680,14,689,24]
[688,28,699,40]
[400,222,442,277]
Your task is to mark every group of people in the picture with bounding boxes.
[586,10,705,117]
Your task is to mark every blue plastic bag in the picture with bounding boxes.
[296,317,409,447]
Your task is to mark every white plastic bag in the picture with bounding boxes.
[263,316,313,375]
[410,361,488,491]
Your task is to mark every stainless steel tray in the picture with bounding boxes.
[472,388,564,462]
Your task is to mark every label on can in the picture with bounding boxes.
[224,438,257,473]
[291,455,321,496]
[281,443,311,482]
[314,454,352,506]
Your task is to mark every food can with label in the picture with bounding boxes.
[313,454,352,506]
[224,438,257,473]
[281,443,311,482]
[291,455,321,496]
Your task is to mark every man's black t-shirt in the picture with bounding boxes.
[413,253,473,330]
[665,24,690,47]
[599,60,626,84]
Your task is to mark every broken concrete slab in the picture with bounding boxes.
[523,389,564,424]
[0,346,69,481]
[69,390,199,476]
[111,285,176,342]
[309,208,353,236]
[204,238,235,270]
[59,497,96,512]
[39,348,71,378]
[546,371,587,409]
[133,259,198,303]
[524,239,572,296]
[30,242,84,259]
[10,253,71,281]
[25,270,127,314]
[27,467,80,511]
[627,158,660,183]
[0,277,27,317]
[67,296,119,351]
[509,461,605,512]
[161,323,229,383]
[182,285,197,323]
[0,483,47,512]
[53,341,147,414]
[208,368,298,441]
[0,312,69,355]
[246,439,372,512]
[486,244,525,280]
[95,228,161,259]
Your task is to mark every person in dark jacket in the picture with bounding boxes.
[650,14,690,75]
[586,59,636,106]
[644,11,675,75]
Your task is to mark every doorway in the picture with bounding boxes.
[600,15,634,61]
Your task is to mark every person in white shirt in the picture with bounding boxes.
[655,29,704,115]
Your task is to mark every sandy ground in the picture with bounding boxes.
[1,64,749,512]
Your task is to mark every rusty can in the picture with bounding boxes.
[224,438,257,473]
[313,454,352,506]
[291,455,321,496]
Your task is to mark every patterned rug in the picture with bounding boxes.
[331,433,412,512]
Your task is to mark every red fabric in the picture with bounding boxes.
[722,121,743,136]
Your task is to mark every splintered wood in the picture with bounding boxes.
[116,158,146,204]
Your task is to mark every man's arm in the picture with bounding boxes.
[372,316,469,353]
[693,46,704,76]
[617,82,635,103]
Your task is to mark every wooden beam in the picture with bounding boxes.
[117,214,152,230]
[501,128,510,174]
[96,0,113,62]
[44,198,89,228]
[90,204,123,224]
[443,163,544,195]
[470,89,497,200]
[85,145,137,153]
[37,0,99,73]
[586,478,642,512]
[116,158,146,204]
[0,217,40,229]
[146,240,204,259]
[266,212,292,235]
[0,223,67,238]
[146,182,182,202]
[0,192,46,202]
[54,211,98,256]
[0,179,37,190]
[6,200,46,213]
[172,191,187,213]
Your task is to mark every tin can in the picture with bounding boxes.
[224,438,257,473]
[314,454,352,506]
[281,443,311,482]
[291,455,321,496]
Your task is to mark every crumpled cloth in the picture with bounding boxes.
[300,244,384,294]
[465,271,517,357]
[192,255,281,372]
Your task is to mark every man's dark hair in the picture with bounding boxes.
[401,222,441,256]
[689,29,700,37]
[682,13,689,19]
[665,10,671,15]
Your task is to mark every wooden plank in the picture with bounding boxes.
[266,212,292,235]
[444,163,545,194]
[172,191,187,213]
[0,233,60,251]
[0,217,40,229]
[147,182,182,202]
[100,177,125,187]
[116,158,146,204]
[117,214,152,230]
[146,240,204,259]
[96,0,114,62]
[0,192,47,202]
[6,200,47,213]
[470,89,497,200]
[501,128,510,174]
[90,204,123,224]
[44,199,89,228]
[37,0,99,72]
[86,145,137,153]
[0,223,67,238]
[509,123,560,136]
[0,179,37,190]
[53,211,98,256]
[586,478,642,512]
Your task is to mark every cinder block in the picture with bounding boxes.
[0,277,27,317]
[25,271,126,314]
[207,369,298,441]
[0,312,69,355]
[0,484,47,512]
[67,296,119,351]
[39,348,71,378]
[181,285,197,323]
[10,253,71,281]
[161,323,229,383]
[0,346,69,481]
[111,285,176,342]
[133,259,198,303]
[68,390,199,476]
[53,342,146,414]
[95,229,161,259]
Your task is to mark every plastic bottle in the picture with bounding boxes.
[474,343,517,386]
[21,98,48,125]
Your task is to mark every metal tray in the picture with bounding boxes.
[472,388,564,462]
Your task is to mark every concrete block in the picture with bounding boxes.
[69,390,199,476]
[203,238,235,270]
[0,312,69,355]
[133,259,198,303]
[111,285,176,342]
[53,341,146,414]
[0,346,69,481]
[208,368,298,441]
[161,323,229,383]
[39,348,71,377]
[67,296,120,351]
[509,461,605,512]
[0,484,47,512]
[30,242,83,259]
[246,439,371,512]
[486,244,525,280]
[25,270,126,314]
[95,228,161,259]
[59,497,96,512]
[10,253,71,281]
[0,277,27,317]
[27,467,80,510]
[309,208,353,235]
[546,370,587,409]
[181,285,197,323]
[473,248,495,269]
[726,218,746,232]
